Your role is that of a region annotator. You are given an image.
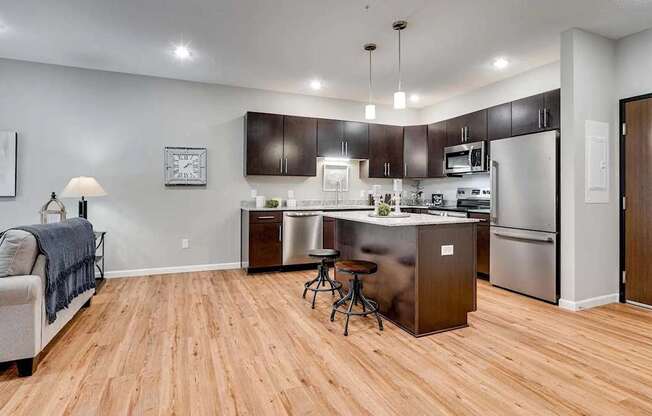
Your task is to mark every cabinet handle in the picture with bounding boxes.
[278,224,282,242]
[461,127,464,143]
[284,157,288,174]
[279,158,283,173]
[538,109,542,129]
[257,216,275,220]
[543,108,548,128]
[345,141,348,156]
[341,141,344,156]
[388,162,391,176]
[404,163,407,177]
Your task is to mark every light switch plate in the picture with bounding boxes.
[441,245,454,256]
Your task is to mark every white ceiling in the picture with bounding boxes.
[1,0,652,107]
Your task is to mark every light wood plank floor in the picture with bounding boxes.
[1,270,652,415]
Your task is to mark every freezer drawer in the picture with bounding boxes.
[490,227,557,303]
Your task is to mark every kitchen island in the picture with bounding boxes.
[324,211,479,337]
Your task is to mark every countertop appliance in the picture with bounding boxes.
[444,141,487,175]
[282,211,323,265]
[489,130,559,303]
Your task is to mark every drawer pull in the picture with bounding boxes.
[256,216,276,220]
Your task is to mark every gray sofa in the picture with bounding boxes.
[0,230,95,376]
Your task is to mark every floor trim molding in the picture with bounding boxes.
[559,293,619,311]
[104,262,242,279]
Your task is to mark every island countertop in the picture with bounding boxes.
[322,211,479,227]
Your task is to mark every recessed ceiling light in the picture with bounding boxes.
[310,79,322,90]
[409,94,420,103]
[493,57,509,70]
[174,44,192,60]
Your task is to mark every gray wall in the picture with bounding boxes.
[0,58,419,273]
[617,28,652,100]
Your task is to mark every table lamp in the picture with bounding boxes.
[60,176,107,219]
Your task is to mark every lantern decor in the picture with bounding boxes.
[40,192,67,224]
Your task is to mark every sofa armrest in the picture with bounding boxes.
[0,275,43,362]
[0,275,42,306]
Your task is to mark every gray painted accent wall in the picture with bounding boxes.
[0,58,420,272]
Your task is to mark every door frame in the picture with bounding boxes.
[619,92,652,303]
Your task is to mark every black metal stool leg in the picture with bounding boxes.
[360,292,383,331]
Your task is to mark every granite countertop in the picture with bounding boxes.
[322,211,479,227]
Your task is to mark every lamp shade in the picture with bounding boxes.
[60,177,107,198]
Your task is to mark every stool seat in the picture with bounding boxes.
[336,260,377,275]
[308,249,340,259]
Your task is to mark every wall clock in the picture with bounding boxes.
[164,147,207,186]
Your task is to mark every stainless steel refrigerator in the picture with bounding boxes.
[489,130,559,303]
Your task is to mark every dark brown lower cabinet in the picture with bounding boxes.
[470,212,490,277]
[247,212,282,269]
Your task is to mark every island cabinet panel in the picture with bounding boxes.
[427,121,447,178]
[470,212,490,277]
[403,125,428,178]
[511,89,560,136]
[283,115,317,176]
[368,124,404,178]
[487,102,512,140]
[417,223,477,334]
[245,112,284,175]
[323,217,336,249]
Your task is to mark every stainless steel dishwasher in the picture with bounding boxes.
[282,211,323,265]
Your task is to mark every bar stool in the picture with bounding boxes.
[330,260,383,336]
[302,249,344,309]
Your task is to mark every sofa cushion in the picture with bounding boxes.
[0,230,39,278]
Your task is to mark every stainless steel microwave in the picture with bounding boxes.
[444,141,487,174]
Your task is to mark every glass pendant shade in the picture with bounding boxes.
[365,104,376,120]
[393,91,406,110]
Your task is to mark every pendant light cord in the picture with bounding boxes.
[398,29,402,91]
[368,49,373,103]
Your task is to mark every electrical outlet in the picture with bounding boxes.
[182,238,190,249]
[441,245,454,256]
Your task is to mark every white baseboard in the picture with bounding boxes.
[104,262,242,279]
[559,293,619,311]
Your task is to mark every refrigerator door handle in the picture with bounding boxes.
[490,160,497,223]
[492,230,554,243]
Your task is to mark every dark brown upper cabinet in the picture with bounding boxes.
[511,88,560,136]
[245,112,316,176]
[317,119,368,159]
[284,115,317,176]
[403,125,428,178]
[427,121,447,178]
[245,112,284,175]
[368,124,404,178]
[487,103,512,140]
[446,110,487,146]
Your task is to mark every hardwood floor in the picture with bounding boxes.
[1,270,652,415]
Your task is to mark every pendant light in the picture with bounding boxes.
[364,43,377,120]
[392,20,408,110]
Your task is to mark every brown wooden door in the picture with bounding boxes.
[470,212,490,277]
[343,121,369,159]
[317,119,344,157]
[487,103,512,140]
[465,110,487,142]
[386,125,404,178]
[283,115,316,176]
[403,125,428,178]
[323,217,336,249]
[249,222,282,268]
[427,121,447,178]
[625,97,652,306]
[245,112,284,175]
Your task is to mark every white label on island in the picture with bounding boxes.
[441,245,454,256]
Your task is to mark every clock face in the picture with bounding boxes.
[164,147,207,186]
